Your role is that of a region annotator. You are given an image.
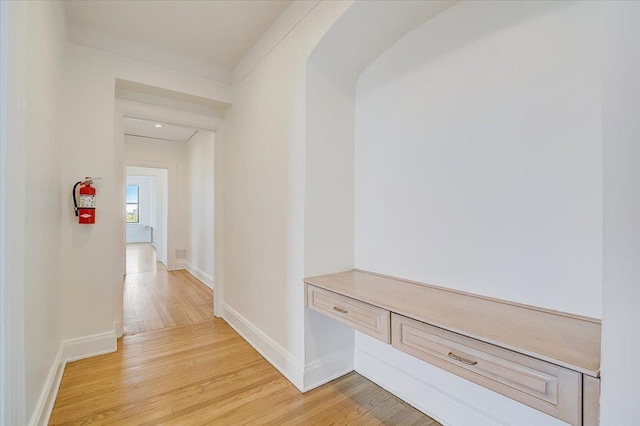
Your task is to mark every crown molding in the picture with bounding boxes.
[232,0,321,86]
[52,2,234,88]
[65,40,234,96]
[116,87,228,118]
[67,24,231,84]
[116,99,225,133]
[51,0,317,90]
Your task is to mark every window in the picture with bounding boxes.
[126,185,139,223]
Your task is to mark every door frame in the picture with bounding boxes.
[114,99,225,337]
[0,1,27,423]
[125,165,171,268]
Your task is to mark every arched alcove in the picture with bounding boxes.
[303,1,603,424]
[302,0,458,392]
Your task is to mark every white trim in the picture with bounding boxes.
[116,87,227,119]
[27,346,64,426]
[52,0,234,96]
[221,303,304,391]
[68,25,231,84]
[232,1,321,85]
[117,99,225,131]
[0,2,27,424]
[185,262,213,289]
[62,330,117,363]
[303,350,353,392]
[28,331,117,426]
[115,99,225,323]
[123,160,177,273]
[171,259,187,271]
[69,41,233,91]
[355,348,508,426]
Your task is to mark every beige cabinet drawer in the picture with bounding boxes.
[392,314,582,425]
[307,284,390,343]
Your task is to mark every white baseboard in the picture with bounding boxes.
[28,345,64,426]
[303,350,353,392]
[221,303,304,391]
[169,259,186,271]
[29,329,118,426]
[62,330,118,363]
[215,301,225,318]
[355,347,507,426]
[185,262,214,289]
[114,320,123,338]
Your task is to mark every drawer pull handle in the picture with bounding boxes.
[333,306,348,314]
[448,351,478,366]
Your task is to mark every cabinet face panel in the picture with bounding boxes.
[307,285,390,343]
[583,375,600,426]
[392,314,582,425]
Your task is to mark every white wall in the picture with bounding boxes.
[125,175,153,243]
[58,36,230,347]
[186,131,215,287]
[9,2,631,425]
[355,0,602,319]
[302,1,459,386]
[302,1,603,425]
[0,2,67,423]
[124,135,190,266]
[303,12,358,387]
[0,2,27,422]
[600,1,640,423]
[222,0,351,389]
[22,2,65,423]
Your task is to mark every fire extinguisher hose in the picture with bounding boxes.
[72,181,82,217]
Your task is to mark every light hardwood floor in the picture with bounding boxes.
[126,242,167,274]
[51,243,440,425]
[50,319,441,425]
[124,243,214,336]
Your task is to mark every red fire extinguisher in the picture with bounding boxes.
[73,178,98,224]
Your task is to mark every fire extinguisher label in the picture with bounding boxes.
[79,195,96,208]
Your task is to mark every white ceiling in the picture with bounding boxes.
[62,0,292,81]
[124,117,197,143]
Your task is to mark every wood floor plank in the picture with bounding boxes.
[50,319,441,425]
[50,243,440,425]
[123,244,214,336]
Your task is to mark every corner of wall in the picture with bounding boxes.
[185,262,214,289]
[61,330,117,364]
[29,330,118,426]
[27,345,64,426]
[303,349,354,392]
[220,303,305,391]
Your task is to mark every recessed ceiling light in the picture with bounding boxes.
[155,124,162,128]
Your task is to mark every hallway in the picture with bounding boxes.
[49,320,441,425]
[124,243,214,336]
[48,244,441,425]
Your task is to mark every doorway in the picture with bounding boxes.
[120,116,216,336]
[114,97,225,338]
[125,166,168,274]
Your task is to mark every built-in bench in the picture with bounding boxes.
[304,270,601,426]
